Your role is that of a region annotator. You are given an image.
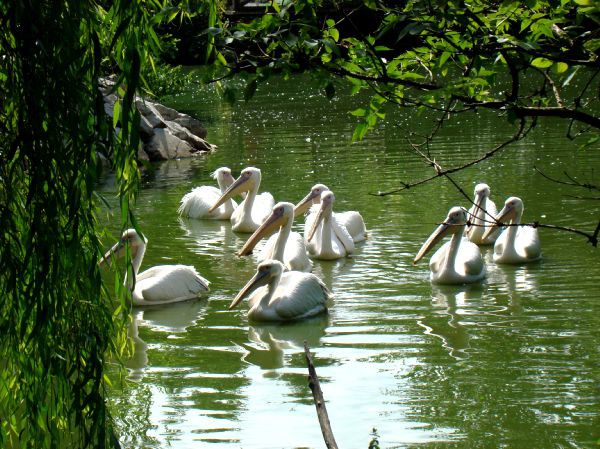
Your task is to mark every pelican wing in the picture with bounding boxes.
[518,227,541,260]
[456,239,485,276]
[179,186,237,219]
[136,265,209,305]
[335,211,366,243]
[252,192,276,224]
[332,219,355,254]
[283,232,313,272]
[272,273,331,320]
[428,241,450,274]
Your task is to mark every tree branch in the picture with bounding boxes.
[373,118,528,196]
[304,342,339,449]
[534,165,600,192]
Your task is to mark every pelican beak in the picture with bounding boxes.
[307,200,329,242]
[482,204,515,240]
[208,173,250,213]
[294,190,319,217]
[413,222,451,264]
[466,191,485,232]
[238,209,286,256]
[98,241,127,267]
[229,269,269,310]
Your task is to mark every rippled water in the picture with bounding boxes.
[104,75,600,448]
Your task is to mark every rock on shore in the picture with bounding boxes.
[99,77,216,161]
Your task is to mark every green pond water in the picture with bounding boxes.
[103,75,600,448]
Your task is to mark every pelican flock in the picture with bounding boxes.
[414,207,486,285]
[483,196,542,264]
[209,167,275,233]
[100,229,209,306]
[178,167,238,220]
[103,167,543,328]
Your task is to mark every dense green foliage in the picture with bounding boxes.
[0,1,173,447]
[212,0,599,144]
[0,0,597,447]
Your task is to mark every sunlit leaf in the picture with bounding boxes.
[531,57,553,68]
[552,62,569,74]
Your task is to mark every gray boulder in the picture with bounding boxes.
[99,76,215,161]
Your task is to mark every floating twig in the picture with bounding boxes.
[304,342,339,449]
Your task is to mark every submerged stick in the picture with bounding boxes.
[304,342,339,449]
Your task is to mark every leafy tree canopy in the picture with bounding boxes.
[209,0,599,144]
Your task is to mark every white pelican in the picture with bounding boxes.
[482,197,541,264]
[465,183,500,245]
[100,229,209,306]
[178,167,239,220]
[413,207,486,285]
[209,167,275,233]
[238,202,313,272]
[294,183,367,243]
[306,191,355,260]
[229,259,331,322]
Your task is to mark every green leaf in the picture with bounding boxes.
[439,51,451,68]
[531,57,553,68]
[552,62,569,74]
[350,108,367,117]
[352,123,368,141]
[330,28,340,42]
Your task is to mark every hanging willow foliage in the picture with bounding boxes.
[0,0,182,447]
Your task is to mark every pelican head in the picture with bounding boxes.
[413,207,468,264]
[238,202,294,256]
[294,183,329,217]
[467,183,491,228]
[307,190,335,242]
[212,167,235,185]
[229,259,284,310]
[208,167,261,213]
[482,196,523,240]
[472,183,491,209]
[99,228,146,266]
